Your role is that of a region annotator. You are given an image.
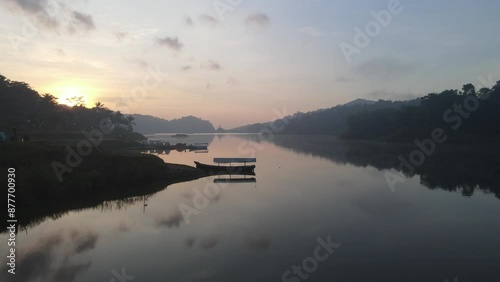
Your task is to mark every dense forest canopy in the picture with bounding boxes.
[0,74,134,137]
[132,114,215,134]
[345,81,500,141]
[227,99,420,135]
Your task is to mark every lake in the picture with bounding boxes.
[2,134,500,282]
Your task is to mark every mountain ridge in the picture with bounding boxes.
[224,98,420,135]
[132,114,215,134]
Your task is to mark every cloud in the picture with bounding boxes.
[156,213,184,228]
[1,0,95,34]
[199,14,218,26]
[115,222,130,234]
[129,59,148,68]
[181,65,192,71]
[6,234,64,282]
[1,231,94,282]
[199,236,220,249]
[352,58,416,80]
[70,11,95,32]
[70,230,99,254]
[245,13,270,28]
[202,60,222,71]
[2,0,54,14]
[227,77,239,86]
[298,26,325,37]
[183,235,220,249]
[156,36,184,51]
[53,262,92,282]
[245,236,271,251]
[184,16,194,26]
[55,48,65,56]
[115,31,128,42]
[336,76,349,82]
[298,26,348,37]
[185,237,196,248]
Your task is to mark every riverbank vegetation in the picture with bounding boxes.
[0,141,207,232]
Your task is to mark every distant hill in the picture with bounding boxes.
[345,82,500,141]
[132,114,215,134]
[226,99,420,135]
[342,98,376,107]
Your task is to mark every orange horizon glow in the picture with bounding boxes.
[48,84,97,108]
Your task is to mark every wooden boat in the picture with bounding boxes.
[214,177,256,184]
[194,158,256,175]
[194,161,255,175]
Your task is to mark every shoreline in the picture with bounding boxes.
[0,140,208,232]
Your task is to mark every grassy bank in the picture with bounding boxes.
[0,140,207,231]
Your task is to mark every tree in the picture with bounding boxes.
[462,83,476,96]
[93,101,107,113]
[478,87,491,99]
[67,96,85,107]
[126,115,135,132]
[40,93,58,107]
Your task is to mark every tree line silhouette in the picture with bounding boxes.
[0,74,135,138]
[345,81,500,141]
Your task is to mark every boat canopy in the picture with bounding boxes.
[213,158,256,163]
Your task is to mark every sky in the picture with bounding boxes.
[1,0,499,128]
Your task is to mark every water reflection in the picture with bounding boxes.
[156,212,184,228]
[2,230,95,282]
[240,135,500,199]
[244,236,272,252]
[2,135,500,282]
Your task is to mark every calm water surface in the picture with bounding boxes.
[2,135,500,282]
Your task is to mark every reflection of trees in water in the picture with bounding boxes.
[268,136,500,199]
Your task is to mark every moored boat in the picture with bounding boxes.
[194,157,256,175]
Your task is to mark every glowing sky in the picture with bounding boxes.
[1,0,499,128]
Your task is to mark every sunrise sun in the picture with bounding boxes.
[53,85,96,107]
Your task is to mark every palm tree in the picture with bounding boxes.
[93,101,106,113]
[67,96,85,107]
[40,93,58,107]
